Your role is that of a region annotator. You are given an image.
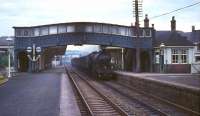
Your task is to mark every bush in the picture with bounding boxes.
[0,55,8,67]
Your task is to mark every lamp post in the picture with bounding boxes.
[160,43,165,73]
[26,44,41,72]
[6,37,13,78]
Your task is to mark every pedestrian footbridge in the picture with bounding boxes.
[14,22,154,72]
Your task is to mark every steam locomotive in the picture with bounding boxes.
[71,50,113,79]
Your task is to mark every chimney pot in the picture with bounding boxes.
[144,14,149,28]
[152,24,154,28]
[192,26,195,32]
[171,16,176,31]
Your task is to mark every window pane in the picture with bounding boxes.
[94,24,101,33]
[34,28,40,36]
[24,30,29,36]
[139,29,143,36]
[196,56,200,62]
[198,44,200,50]
[172,55,178,63]
[16,29,22,36]
[49,26,57,34]
[130,28,135,36]
[172,49,178,54]
[40,27,48,35]
[181,55,187,63]
[102,25,109,33]
[181,49,187,54]
[58,25,67,33]
[85,25,93,32]
[111,26,118,34]
[67,25,75,32]
[155,55,160,64]
[119,27,126,35]
[144,29,150,36]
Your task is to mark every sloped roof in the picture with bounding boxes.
[155,31,194,47]
[190,30,200,43]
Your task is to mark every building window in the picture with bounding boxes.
[197,43,200,51]
[196,56,200,62]
[144,29,151,37]
[171,49,188,64]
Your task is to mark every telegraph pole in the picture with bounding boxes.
[133,0,142,72]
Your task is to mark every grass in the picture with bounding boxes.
[0,75,7,85]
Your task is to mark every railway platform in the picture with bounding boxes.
[115,71,200,89]
[114,71,200,115]
[60,73,81,116]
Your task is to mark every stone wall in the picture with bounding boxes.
[115,72,200,115]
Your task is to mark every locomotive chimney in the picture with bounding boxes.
[144,14,149,28]
[171,16,176,31]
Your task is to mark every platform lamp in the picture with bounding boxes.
[6,37,13,78]
[26,44,41,72]
[160,43,165,73]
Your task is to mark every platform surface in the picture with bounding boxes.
[116,71,200,89]
[0,67,81,116]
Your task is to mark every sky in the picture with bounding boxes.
[0,0,199,52]
[0,0,199,37]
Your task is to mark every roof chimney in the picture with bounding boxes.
[152,24,154,29]
[192,26,195,32]
[144,14,149,28]
[171,16,176,31]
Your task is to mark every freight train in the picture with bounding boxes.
[71,50,113,79]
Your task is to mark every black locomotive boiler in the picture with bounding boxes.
[71,50,113,79]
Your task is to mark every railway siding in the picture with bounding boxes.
[115,72,200,115]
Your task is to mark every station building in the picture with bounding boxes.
[153,17,195,73]
[105,16,198,73]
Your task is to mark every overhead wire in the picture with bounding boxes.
[148,1,200,20]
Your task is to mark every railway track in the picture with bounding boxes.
[71,70,168,116]
[66,67,128,116]
[70,66,196,116]
[100,82,189,116]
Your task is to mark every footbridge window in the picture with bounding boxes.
[49,26,58,34]
[118,27,127,36]
[102,25,109,34]
[41,27,49,36]
[15,29,32,37]
[14,23,152,38]
[111,26,119,35]
[94,24,102,33]
[67,25,75,32]
[85,25,93,32]
[58,25,67,33]
[34,28,40,36]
